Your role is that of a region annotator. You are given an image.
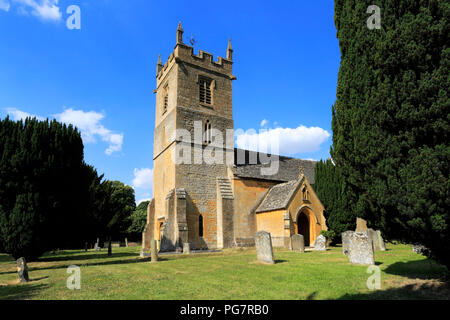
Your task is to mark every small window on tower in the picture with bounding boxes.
[204,120,212,144]
[199,77,212,105]
[163,84,169,114]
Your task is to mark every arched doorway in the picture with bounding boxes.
[297,212,310,246]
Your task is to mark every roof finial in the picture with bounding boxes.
[227,38,233,60]
[176,22,184,44]
[156,54,162,75]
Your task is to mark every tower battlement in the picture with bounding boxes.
[156,22,234,86]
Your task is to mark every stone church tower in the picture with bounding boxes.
[144,22,237,251]
[142,23,328,254]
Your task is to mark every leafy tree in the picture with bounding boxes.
[127,200,149,240]
[332,0,449,267]
[102,180,136,240]
[314,159,355,243]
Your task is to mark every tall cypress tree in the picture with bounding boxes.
[332,1,449,267]
[314,159,355,241]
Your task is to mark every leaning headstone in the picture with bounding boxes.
[355,217,368,232]
[17,257,29,283]
[314,235,327,251]
[150,240,158,263]
[290,234,305,253]
[341,231,354,255]
[183,242,191,254]
[254,231,274,264]
[348,232,375,265]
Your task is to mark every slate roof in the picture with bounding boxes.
[232,148,317,184]
[255,179,301,213]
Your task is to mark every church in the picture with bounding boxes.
[141,23,328,253]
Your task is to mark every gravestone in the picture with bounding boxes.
[254,231,274,264]
[376,231,386,251]
[367,228,386,251]
[341,231,354,255]
[314,235,327,251]
[347,232,375,265]
[94,238,101,251]
[183,242,191,254]
[150,240,158,263]
[290,234,305,253]
[17,257,29,283]
[412,244,429,255]
[355,217,368,232]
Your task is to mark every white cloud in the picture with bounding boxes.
[236,125,330,156]
[137,198,151,205]
[12,0,61,21]
[132,168,153,190]
[54,108,124,155]
[0,0,10,11]
[260,119,268,127]
[5,107,45,121]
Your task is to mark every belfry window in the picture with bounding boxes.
[199,77,212,105]
[204,120,212,144]
[199,215,204,237]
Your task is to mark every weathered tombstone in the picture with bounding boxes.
[94,238,101,251]
[367,228,386,251]
[17,257,29,283]
[375,230,386,251]
[347,232,375,265]
[183,242,191,254]
[254,231,274,264]
[341,231,354,255]
[150,240,158,263]
[355,217,368,232]
[367,228,378,250]
[314,235,327,251]
[140,249,150,258]
[412,244,428,255]
[290,234,305,253]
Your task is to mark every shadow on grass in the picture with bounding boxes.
[38,251,138,263]
[337,281,450,300]
[21,255,171,273]
[274,260,287,264]
[0,283,49,300]
[384,259,448,280]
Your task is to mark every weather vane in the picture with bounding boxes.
[189,34,197,46]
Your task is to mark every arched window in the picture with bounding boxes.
[199,214,204,237]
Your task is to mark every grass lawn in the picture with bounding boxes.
[0,243,448,300]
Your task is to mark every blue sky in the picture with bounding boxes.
[0,0,340,203]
